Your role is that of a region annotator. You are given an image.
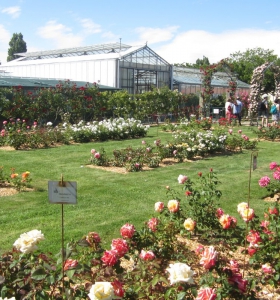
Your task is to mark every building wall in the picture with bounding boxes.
[0,58,118,87]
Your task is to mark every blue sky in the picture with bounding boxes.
[1,0,280,65]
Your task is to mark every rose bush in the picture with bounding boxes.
[0,169,279,299]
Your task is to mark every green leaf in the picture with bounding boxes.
[31,267,47,280]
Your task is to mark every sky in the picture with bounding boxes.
[1,0,280,66]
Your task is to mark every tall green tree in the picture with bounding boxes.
[7,33,27,62]
[226,48,280,92]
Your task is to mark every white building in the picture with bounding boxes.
[0,43,172,94]
[0,42,250,96]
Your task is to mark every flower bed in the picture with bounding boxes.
[0,169,279,299]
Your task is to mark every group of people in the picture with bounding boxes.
[258,94,280,127]
[225,94,280,127]
[225,97,243,125]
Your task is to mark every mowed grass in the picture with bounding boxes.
[0,125,278,255]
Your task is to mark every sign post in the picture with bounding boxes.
[48,175,77,296]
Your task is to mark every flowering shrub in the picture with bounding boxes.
[68,118,149,142]
[0,166,32,191]
[0,170,279,299]
[258,161,280,196]
[0,119,69,149]
[0,118,149,149]
[180,116,213,130]
[251,125,280,141]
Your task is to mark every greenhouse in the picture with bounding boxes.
[0,43,172,94]
[0,43,250,95]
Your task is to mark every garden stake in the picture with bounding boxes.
[243,151,258,277]
[59,174,66,297]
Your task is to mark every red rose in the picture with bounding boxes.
[120,223,136,239]
[63,259,78,271]
[111,238,129,257]
[101,250,118,266]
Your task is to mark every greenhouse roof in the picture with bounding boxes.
[14,43,132,61]
[0,75,118,90]
[173,66,250,88]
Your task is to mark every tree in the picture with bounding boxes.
[7,33,27,62]
[174,56,210,69]
[226,48,280,93]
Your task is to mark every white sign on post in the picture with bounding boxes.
[213,109,219,114]
[48,181,77,204]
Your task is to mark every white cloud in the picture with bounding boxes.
[1,6,21,19]
[80,18,101,34]
[37,20,84,49]
[133,26,179,45]
[155,29,280,64]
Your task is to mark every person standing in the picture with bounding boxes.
[225,99,233,125]
[259,94,268,127]
[271,99,279,126]
[233,96,243,126]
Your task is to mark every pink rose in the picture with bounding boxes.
[147,217,159,232]
[229,260,240,273]
[91,149,96,154]
[258,176,271,187]
[195,244,205,256]
[228,273,248,293]
[228,129,233,134]
[216,208,224,218]
[269,162,278,170]
[196,287,217,300]
[139,250,155,261]
[111,280,125,298]
[268,207,279,215]
[238,130,242,134]
[273,171,280,180]
[141,140,146,144]
[3,120,7,125]
[101,250,118,266]
[200,246,218,269]
[111,238,129,257]
[262,263,275,274]
[167,200,179,213]
[154,201,164,212]
[94,152,100,159]
[246,230,262,246]
[120,223,135,239]
[178,174,188,184]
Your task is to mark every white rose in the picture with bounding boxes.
[88,282,114,300]
[166,262,194,285]
[177,175,188,184]
[26,229,45,243]
[13,234,38,254]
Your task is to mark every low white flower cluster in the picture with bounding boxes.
[67,117,149,140]
[172,130,227,156]
[13,229,45,254]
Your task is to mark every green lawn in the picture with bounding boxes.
[0,125,277,255]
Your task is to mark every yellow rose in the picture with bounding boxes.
[183,218,196,231]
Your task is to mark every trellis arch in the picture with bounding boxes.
[200,59,237,117]
[248,62,280,118]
